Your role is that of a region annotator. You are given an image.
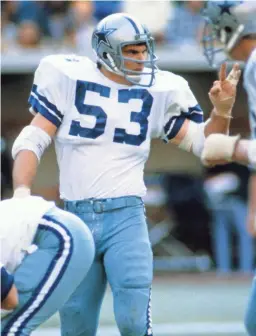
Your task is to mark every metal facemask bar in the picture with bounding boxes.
[202,18,227,67]
[202,17,245,67]
[104,33,158,87]
[119,36,158,87]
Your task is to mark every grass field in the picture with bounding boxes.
[33,272,252,336]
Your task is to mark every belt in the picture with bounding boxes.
[64,196,143,214]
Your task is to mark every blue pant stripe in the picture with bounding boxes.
[2,216,73,335]
[146,287,153,335]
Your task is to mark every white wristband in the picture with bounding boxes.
[213,109,233,119]
[13,186,31,198]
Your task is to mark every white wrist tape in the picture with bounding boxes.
[178,120,208,157]
[13,186,31,198]
[248,140,256,169]
[12,125,52,162]
[201,134,240,165]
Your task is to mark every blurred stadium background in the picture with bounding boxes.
[1,1,255,335]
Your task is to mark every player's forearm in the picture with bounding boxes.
[232,139,250,165]
[12,122,53,193]
[12,150,39,190]
[248,174,256,222]
[204,108,230,137]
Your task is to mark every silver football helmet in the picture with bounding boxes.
[91,13,158,87]
[202,1,256,66]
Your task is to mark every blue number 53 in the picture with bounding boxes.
[69,81,153,146]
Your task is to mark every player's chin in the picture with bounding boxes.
[129,66,144,73]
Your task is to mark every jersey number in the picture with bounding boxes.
[69,81,153,146]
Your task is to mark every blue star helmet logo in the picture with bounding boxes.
[216,0,243,15]
[93,26,117,50]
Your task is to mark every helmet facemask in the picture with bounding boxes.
[200,0,256,67]
[202,16,245,67]
[99,36,158,87]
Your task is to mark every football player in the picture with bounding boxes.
[202,0,256,231]
[11,13,240,336]
[201,1,256,334]
[1,196,95,335]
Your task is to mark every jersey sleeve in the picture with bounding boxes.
[28,56,65,128]
[1,264,14,302]
[160,77,204,143]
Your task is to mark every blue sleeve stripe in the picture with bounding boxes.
[187,105,204,123]
[187,112,203,123]
[166,116,187,140]
[188,104,203,114]
[164,113,203,142]
[164,109,203,139]
[164,104,203,135]
[164,115,176,135]
[30,84,63,121]
[28,96,62,128]
[1,266,14,302]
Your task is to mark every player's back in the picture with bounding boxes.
[0,197,54,272]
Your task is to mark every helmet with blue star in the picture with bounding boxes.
[91,13,158,87]
[201,0,256,66]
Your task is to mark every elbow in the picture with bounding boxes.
[177,120,206,157]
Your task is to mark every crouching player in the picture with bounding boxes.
[1,195,95,335]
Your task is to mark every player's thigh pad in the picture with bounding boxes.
[104,203,153,336]
[104,203,153,288]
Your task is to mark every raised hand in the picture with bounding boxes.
[208,63,241,118]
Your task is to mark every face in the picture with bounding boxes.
[121,44,148,74]
[227,44,242,61]
[227,38,251,62]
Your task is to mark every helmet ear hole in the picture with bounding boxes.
[103,52,108,59]
[225,26,232,33]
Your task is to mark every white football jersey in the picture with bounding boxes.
[244,47,256,141]
[29,55,204,200]
[0,196,54,273]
